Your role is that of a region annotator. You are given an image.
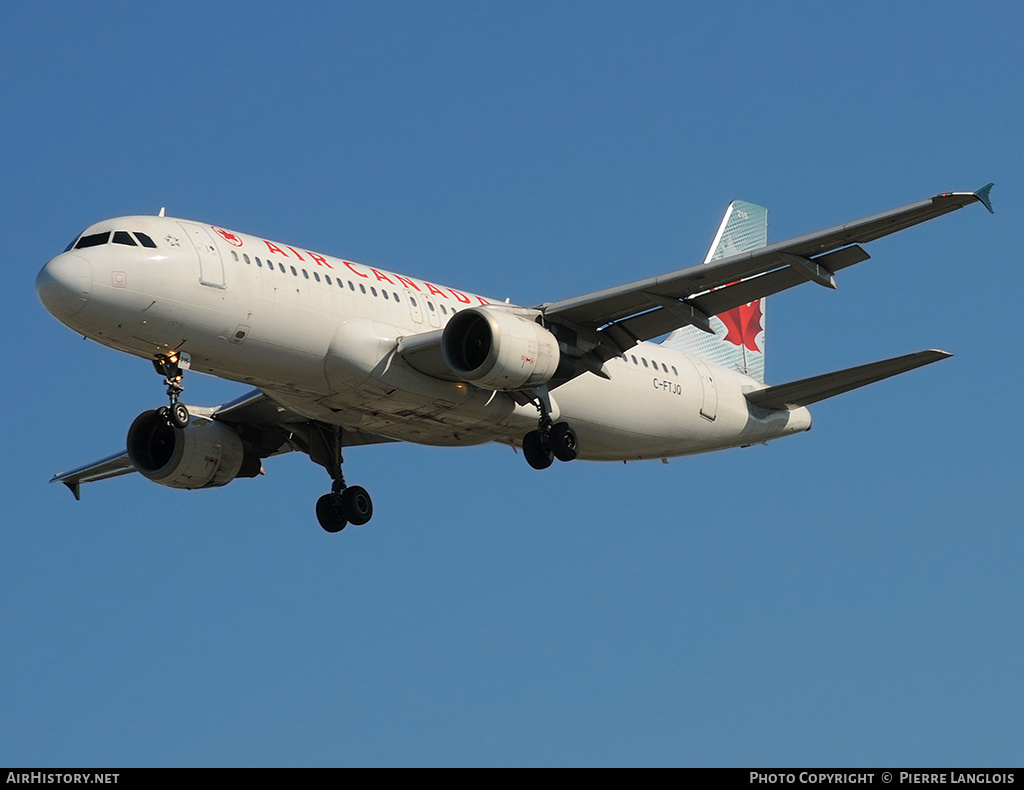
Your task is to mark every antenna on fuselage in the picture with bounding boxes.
[158,207,166,217]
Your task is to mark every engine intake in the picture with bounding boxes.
[442,307,560,390]
[127,410,261,489]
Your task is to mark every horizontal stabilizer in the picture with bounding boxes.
[745,350,952,411]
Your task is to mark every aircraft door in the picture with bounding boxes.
[690,359,718,421]
[178,222,225,288]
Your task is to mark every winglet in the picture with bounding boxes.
[974,183,995,214]
[63,479,82,501]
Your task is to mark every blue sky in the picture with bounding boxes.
[2,0,1021,767]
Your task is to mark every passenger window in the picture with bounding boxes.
[671,366,678,376]
[382,291,389,300]
[302,269,309,279]
[371,287,377,297]
[290,266,298,276]
[112,231,137,246]
[324,275,330,285]
[359,284,366,294]
[243,254,250,264]
[75,232,110,249]
[134,232,157,248]
[642,359,648,368]
[230,250,238,261]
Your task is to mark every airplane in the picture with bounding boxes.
[36,185,994,533]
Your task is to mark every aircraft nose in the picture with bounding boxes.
[37,253,92,319]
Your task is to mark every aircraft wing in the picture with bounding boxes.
[539,185,994,365]
[50,389,396,499]
[50,452,137,500]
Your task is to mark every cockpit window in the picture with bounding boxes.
[67,229,157,251]
[64,233,82,252]
[75,232,110,249]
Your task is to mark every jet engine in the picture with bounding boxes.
[127,410,262,490]
[441,306,561,390]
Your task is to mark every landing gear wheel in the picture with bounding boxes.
[310,424,375,532]
[316,494,348,533]
[341,486,373,526]
[523,430,554,470]
[550,422,578,462]
[169,402,190,429]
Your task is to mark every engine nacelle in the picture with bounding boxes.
[127,410,261,490]
[442,306,561,390]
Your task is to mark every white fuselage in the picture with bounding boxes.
[37,216,811,460]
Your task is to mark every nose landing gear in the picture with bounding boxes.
[152,352,190,429]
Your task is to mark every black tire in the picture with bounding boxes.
[523,430,554,470]
[316,494,348,533]
[341,486,373,526]
[550,422,578,462]
[169,402,190,429]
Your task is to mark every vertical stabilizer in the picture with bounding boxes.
[661,200,768,382]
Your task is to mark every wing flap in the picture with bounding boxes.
[745,350,952,410]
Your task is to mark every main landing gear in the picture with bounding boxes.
[522,391,578,470]
[152,352,191,429]
[311,425,374,533]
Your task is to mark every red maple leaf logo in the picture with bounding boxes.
[718,301,763,353]
[212,226,243,247]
